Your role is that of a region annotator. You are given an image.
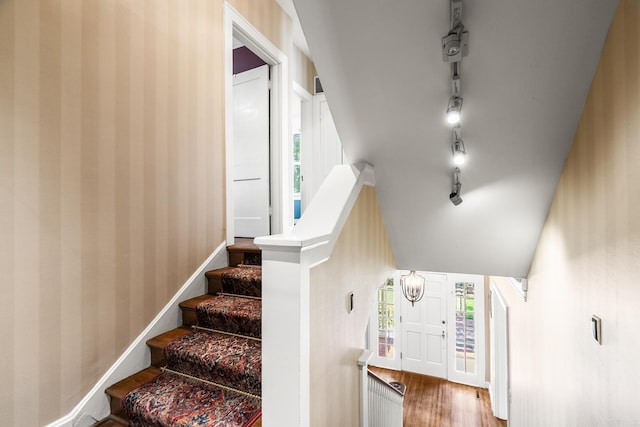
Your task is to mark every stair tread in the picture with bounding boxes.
[165,329,261,395]
[227,238,260,253]
[122,371,261,427]
[93,416,129,426]
[179,294,215,310]
[105,367,163,400]
[147,327,192,350]
[196,294,262,338]
[147,327,191,348]
[205,266,262,297]
[204,265,260,279]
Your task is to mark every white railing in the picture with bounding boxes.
[358,349,404,427]
[367,370,404,427]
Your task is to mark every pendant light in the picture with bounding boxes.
[400,270,426,306]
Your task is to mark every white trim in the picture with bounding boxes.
[490,280,510,420]
[508,277,528,301]
[224,3,290,245]
[358,349,373,427]
[292,82,312,220]
[255,163,374,427]
[45,242,229,427]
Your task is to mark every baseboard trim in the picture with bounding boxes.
[45,242,228,427]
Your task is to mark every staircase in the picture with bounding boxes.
[96,239,263,427]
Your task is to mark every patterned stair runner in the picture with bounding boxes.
[196,295,262,339]
[164,329,261,396]
[220,266,262,297]
[122,372,261,427]
[121,260,262,426]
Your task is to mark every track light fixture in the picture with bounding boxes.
[446,95,463,125]
[452,139,466,166]
[443,0,469,205]
[449,167,463,206]
[441,0,469,63]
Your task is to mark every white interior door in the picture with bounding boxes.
[490,281,509,420]
[447,273,485,387]
[401,272,448,378]
[308,94,345,204]
[233,65,270,237]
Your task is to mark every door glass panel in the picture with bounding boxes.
[292,95,302,221]
[377,278,395,359]
[455,282,476,374]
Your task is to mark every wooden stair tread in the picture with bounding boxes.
[147,327,191,349]
[227,238,260,253]
[105,367,162,400]
[179,294,215,327]
[93,415,129,426]
[204,266,249,279]
[179,294,215,310]
[147,327,192,367]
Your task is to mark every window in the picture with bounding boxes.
[377,278,395,359]
[455,281,476,374]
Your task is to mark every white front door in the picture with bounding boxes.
[401,272,448,378]
[447,273,485,387]
[233,64,270,238]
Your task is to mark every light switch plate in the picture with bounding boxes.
[592,315,602,345]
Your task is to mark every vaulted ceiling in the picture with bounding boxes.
[291,0,618,277]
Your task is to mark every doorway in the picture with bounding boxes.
[370,271,486,388]
[224,4,290,244]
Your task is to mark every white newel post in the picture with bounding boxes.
[255,163,375,427]
[257,238,330,427]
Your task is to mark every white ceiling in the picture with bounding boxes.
[291,0,617,278]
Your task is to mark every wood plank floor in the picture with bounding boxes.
[369,366,507,427]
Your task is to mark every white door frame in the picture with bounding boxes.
[292,82,312,216]
[490,280,509,420]
[224,3,291,245]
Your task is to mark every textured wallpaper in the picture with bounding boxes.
[309,185,396,427]
[0,0,313,424]
[493,0,640,425]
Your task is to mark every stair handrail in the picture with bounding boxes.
[367,370,405,398]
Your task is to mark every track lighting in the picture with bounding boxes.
[441,0,469,63]
[452,139,466,166]
[442,0,469,204]
[446,96,463,125]
[449,167,463,206]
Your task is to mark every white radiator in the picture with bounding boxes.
[367,371,404,427]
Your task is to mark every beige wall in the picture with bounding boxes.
[309,186,396,427]
[492,0,640,425]
[0,0,313,424]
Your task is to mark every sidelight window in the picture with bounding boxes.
[454,281,476,374]
[377,278,395,359]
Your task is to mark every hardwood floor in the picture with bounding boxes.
[369,366,507,427]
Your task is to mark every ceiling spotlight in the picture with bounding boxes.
[449,167,463,206]
[441,0,469,63]
[446,96,463,125]
[452,139,466,165]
